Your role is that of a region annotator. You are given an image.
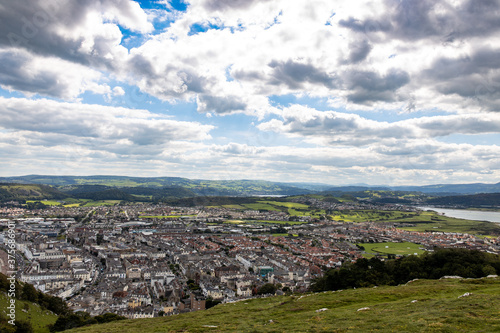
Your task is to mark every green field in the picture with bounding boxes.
[329,210,415,222]
[259,201,309,209]
[139,214,196,218]
[327,210,500,236]
[0,293,58,333]
[82,200,121,207]
[224,220,309,226]
[26,200,62,206]
[221,204,247,209]
[68,277,500,333]
[241,203,281,211]
[388,211,500,236]
[357,242,426,257]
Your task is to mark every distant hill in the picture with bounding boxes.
[0,175,313,197]
[0,183,68,202]
[67,277,500,333]
[425,193,500,207]
[392,182,500,194]
[58,185,197,201]
[1,175,499,203]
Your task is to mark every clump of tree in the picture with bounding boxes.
[0,316,34,333]
[50,312,126,332]
[312,248,500,292]
[205,296,222,309]
[257,283,278,295]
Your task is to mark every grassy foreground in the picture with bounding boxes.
[68,277,500,333]
[0,292,58,333]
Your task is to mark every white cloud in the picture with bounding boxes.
[258,104,500,146]
[0,0,499,185]
[0,97,214,150]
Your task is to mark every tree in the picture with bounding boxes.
[14,320,33,333]
[257,283,277,295]
[21,283,38,303]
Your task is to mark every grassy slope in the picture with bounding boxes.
[68,278,500,333]
[0,292,58,333]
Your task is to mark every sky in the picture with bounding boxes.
[0,0,500,186]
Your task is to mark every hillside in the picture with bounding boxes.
[0,175,312,197]
[393,182,500,194]
[0,292,58,333]
[68,277,500,333]
[0,183,68,202]
[425,193,500,207]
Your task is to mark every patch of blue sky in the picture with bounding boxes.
[119,28,149,50]
[268,94,332,111]
[437,133,500,146]
[265,11,282,30]
[0,87,26,99]
[352,108,452,123]
[209,116,306,148]
[136,0,188,12]
[325,12,336,26]
[229,23,246,33]
[166,0,188,12]
[225,65,234,82]
[188,21,224,36]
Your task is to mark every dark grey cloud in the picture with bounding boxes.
[340,0,500,42]
[0,50,70,97]
[231,69,265,81]
[0,0,149,73]
[345,69,410,104]
[339,17,392,34]
[268,59,338,89]
[347,39,372,63]
[423,47,500,107]
[128,55,211,98]
[198,95,247,113]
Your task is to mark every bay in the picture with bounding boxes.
[418,207,500,223]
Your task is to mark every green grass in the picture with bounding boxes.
[223,220,308,226]
[357,242,426,257]
[221,204,247,209]
[329,210,413,223]
[241,203,281,211]
[259,201,310,209]
[82,200,121,207]
[68,277,500,333]
[0,292,58,333]
[63,203,81,207]
[139,214,196,218]
[26,200,62,206]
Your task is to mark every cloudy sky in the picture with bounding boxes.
[1,0,500,185]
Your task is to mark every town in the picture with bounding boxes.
[1,199,499,320]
